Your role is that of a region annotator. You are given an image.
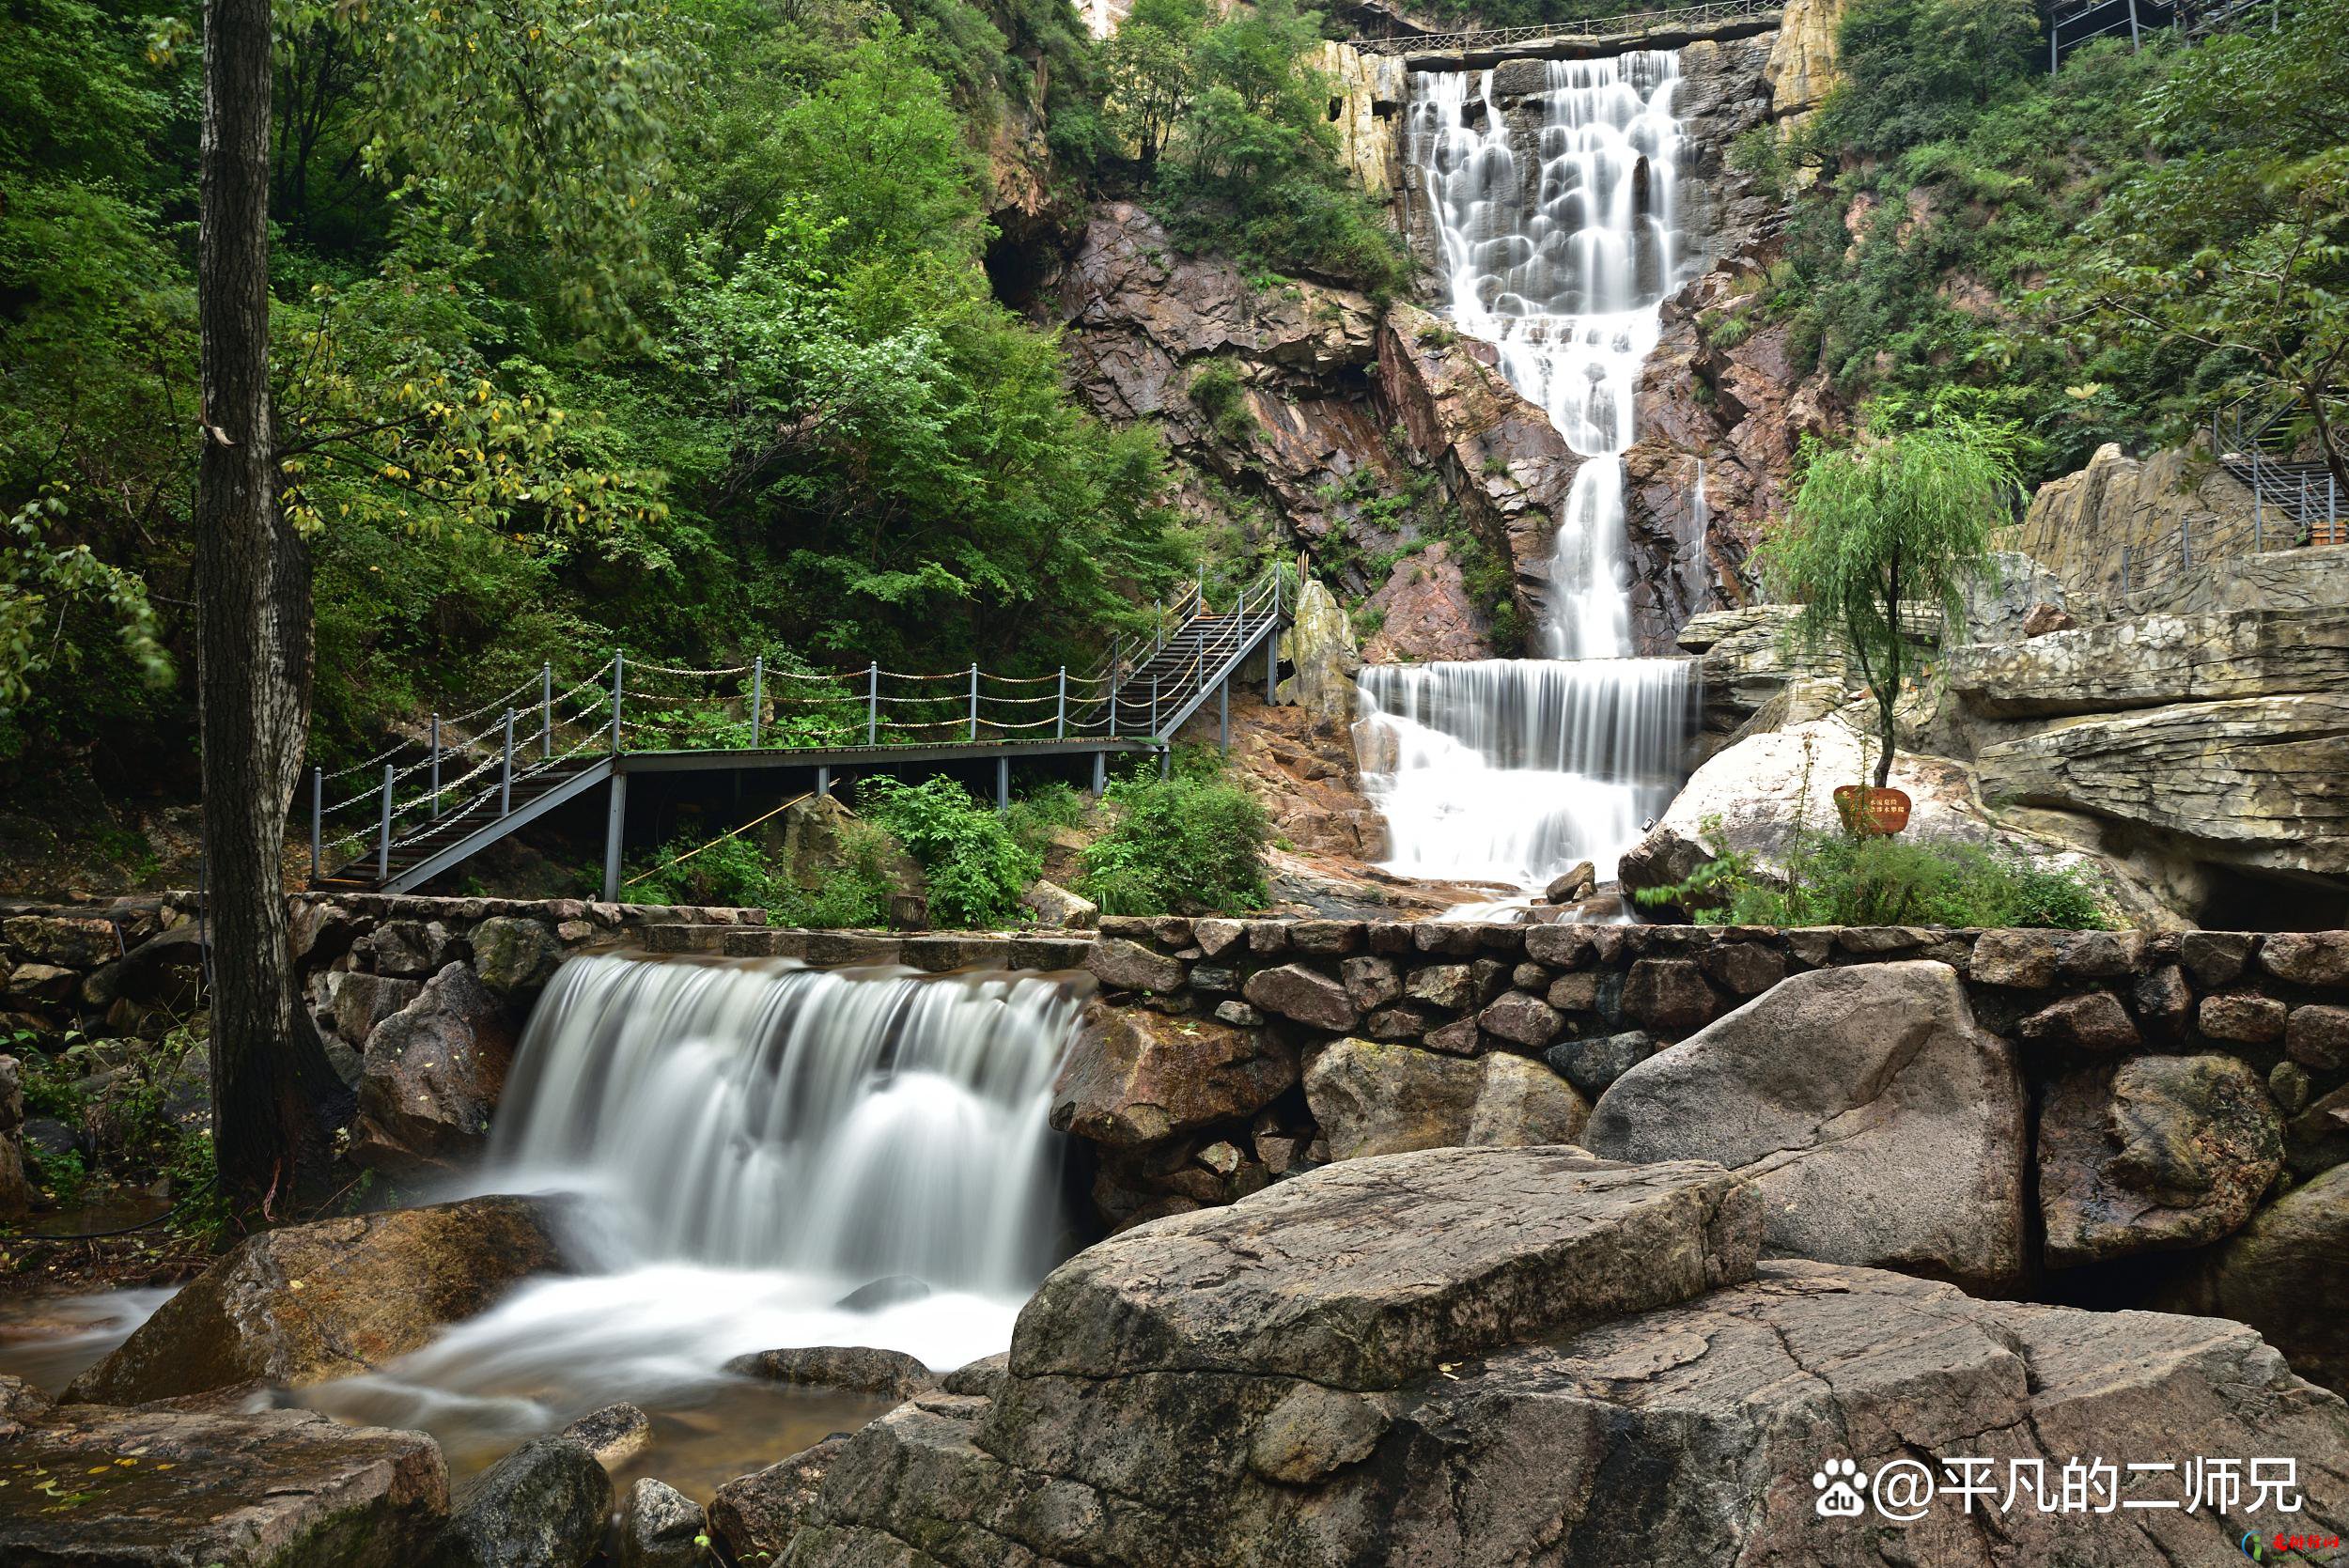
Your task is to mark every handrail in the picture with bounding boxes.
[1345,0,1780,54]
[308,572,1295,886]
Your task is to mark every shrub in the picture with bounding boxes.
[623,818,896,929]
[858,775,1038,928]
[1079,752,1269,915]
[1003,781,1090,860]
[1637,816,2116,930]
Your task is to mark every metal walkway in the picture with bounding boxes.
[1344,0,1781,56]
[308,575,1291,898]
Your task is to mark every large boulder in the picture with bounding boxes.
[778,1147,2348,1568]
[711,1435,848,1568]
[433,1434,612,1568]
[1303,1037,1588,1160]
[1947,606,2349,718]
[1273,578,1361,731]
[350,961,518,1178]
[1050,1001,1296,1147]
[65,1195,565,1405]
[2038,1054,2284,1266]
[2160,1163,2349,1396]
[0,1054,30,1219]
[617,1477,707,1568]
[723,1345,940,1402]
[469,916,565,999]
[0,1380,448,1567]
[1585,961,2030,1293]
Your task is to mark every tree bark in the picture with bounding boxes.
[196,0,343,1212]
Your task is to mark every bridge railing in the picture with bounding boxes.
[307,569,1289,882]
[1345,0,1780,54]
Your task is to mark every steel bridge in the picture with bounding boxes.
[307,575,1291,900]
[1343,0,1781,56]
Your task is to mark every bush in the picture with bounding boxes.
[1638,818,2116,930]
[1003,781,1089,860]
[622,818,896,929]
[1079,752,1269,915]
[858,775,1037,928]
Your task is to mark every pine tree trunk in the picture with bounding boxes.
[196,0,341,1211]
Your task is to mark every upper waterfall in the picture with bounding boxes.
[1408,53,1688,658]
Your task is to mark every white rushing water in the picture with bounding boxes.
[1358,53,1699,897]
[296,954,1085,1476]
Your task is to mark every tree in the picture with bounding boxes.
[1101,0,1204,175]
[1757,422,2019,787]
[1822,0,2041,155]
[2046,0,2349,499]
[195,0,348,1210]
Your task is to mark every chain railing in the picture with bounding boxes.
[308,567,1290,884]
[1346,0,1780,53]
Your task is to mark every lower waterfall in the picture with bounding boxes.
[295,953,1087,1492]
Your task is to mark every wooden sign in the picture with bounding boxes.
[1833,784,1912,836]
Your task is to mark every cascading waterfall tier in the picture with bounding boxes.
[1358,660,1692,888]
[1354,52,1699,896]
[293,954,1087,1483]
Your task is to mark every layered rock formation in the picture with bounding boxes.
[773,1146,2349,1568]
[2007,442,2266,599]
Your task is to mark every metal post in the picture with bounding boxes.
[2125,0,2140,46]
[816,765,831,799]
[1159,748,1172,780]
[1220,677,1230,753]
[867,661,879,747]
[750,656,764,750]
[969,663,979,741]
[541,663,552,759]
[310,768,322,879]
[429,713,442,817]
[1153,599,1163,656]
[610,652,625,754]
[378,764,396,881]
[1150,678,1159,737]
[996,756,1010,814]
[601,772,629,903]
[1056,667,1067,739]
[1092,750,1107,795]
[500,709,515,815]
[1110,684,1120,738]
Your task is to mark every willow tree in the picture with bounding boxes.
[1757,424,2020,788]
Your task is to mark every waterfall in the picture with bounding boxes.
[1358,660,1691,887]
[293,953,1087,1487]
[1355,53,1699,898]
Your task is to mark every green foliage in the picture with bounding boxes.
[1110,0,1407,290]
[2042,0,2349,497]
[1078,750,1268,915]
[1003,780,1088,859]
[858,774,1037,927]
[1187,360,1257,444]
[1637,815,2116,930]
[623,818,897,927]
[1820,0,2042,157]
[1757,422,2017,784]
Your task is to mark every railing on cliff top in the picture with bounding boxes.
[308,569,1290,888]
[1343,0,1781,54]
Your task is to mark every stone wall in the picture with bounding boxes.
[1062,914,2349,1304]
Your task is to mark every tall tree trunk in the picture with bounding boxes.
[196,0,341,1213]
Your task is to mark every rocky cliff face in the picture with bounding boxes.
[2007,441,2268,599]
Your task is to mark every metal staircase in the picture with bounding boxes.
[2214,393,2346,549]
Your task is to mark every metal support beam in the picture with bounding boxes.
[996,755,1010,814]
[610,652,625,753]
[601,770,630,903]
[378,764,396,881]
[541,664,553,758]
[1220,677,1230,752]
[310,768,322,881]
[816,765,831,799]
[750,656,764,749]
[500,708,515,815]
[429,714,441,816]
[1092,750,1107,795]
[867,661,879,747]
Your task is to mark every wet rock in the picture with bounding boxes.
[1240,962,1358,1032]
[2161,1163,2349,1396]
[1275,579,1361,730]
[331,970,423,1048]
[834,1275,931,1312]
[470,916,565,997]
[1621,956,1718,1034]
[1,913,120,968]
[2016,989,2141,1053]
[435,1435,611,1568]
[2289,1004,2349,1071]
[1362,539,1492,662]
[355,918,456,978]
[1303,1038,1587,1160]
[1475,988,1561,1048]
[1587,961,2029,1292]
[66,1195,564,1404]
[0,1055,28,1219]
[1085,938,1186,994]
[0,1394,447,1567]
[2288,1081,2349,1177]
[616,1477,706,1568]
[2200,990,2288,1044]
[1050,1001,1296,1146]
[2180,929,2254,986]
[557,1401,651,1468]
[2039,1055,2284,1266]
[1020,879,1099,931]
[724,1345,939,1402]
[350,962,517,1178]
[709,1435,848,1568]
[2265,930,2349,987]
[1542,861,1597,905]
[1544,1030,1656,1098]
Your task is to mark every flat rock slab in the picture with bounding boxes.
[1009,1145,1760,1388]
[0,1386,446,1567]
